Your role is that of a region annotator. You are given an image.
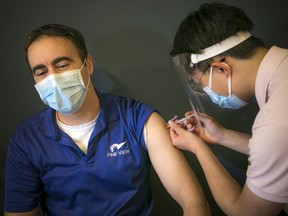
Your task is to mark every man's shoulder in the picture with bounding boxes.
[100,92,137,102]
[15,108,49,132]
[100,92,153,109]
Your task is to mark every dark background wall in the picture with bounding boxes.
[1,0,287,215]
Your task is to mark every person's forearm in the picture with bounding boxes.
[155,149,211,216]
[195,141,242,214]
[219,129,251,155]
[174,162,211,216]
[182,196,211,216]
[4,208,37,216]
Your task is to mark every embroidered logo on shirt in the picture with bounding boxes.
[110,141,126,152]
[107,141,130,157]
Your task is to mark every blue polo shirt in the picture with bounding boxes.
[5,90,157,215]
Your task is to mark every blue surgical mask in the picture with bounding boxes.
[34,61,90,114]
[203,67,248,109]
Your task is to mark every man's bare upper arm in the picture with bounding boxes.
[144,112,203,199]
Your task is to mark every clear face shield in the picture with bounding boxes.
[171,53,207,111]
[170,53,208,134]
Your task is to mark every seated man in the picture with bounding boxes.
[4,24,210,216]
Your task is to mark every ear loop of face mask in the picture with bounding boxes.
[209,64,232,97]
[81,58,91,90]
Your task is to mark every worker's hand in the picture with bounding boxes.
[175,111,226,145]
[168,120,204,154]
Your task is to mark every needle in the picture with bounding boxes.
[170,115,178,122]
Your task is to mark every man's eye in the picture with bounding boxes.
[35,70,48,77]
[56,64,68,69]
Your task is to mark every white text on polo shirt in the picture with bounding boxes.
[107,149,130,157]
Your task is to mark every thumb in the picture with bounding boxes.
[168,121,185,136]
[168,120,180,130]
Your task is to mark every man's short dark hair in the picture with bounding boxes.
[25,24,88,64]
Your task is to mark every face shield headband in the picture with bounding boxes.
[190,31,251,65]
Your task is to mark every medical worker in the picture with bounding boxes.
[168,2,288,216]
[4,24,210,216]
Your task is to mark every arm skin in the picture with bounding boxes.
[4,209,37,216]
[169,121,285,216]
[217,128,251,155]
[145,112,211,216]
[185,112,251,155]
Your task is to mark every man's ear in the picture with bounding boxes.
[86,54,94,75]
[210,62,231,78]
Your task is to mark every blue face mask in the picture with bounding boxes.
[34,62,90,114]
[203,67,248,109]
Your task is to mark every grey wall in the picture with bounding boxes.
[1,0,287,215]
